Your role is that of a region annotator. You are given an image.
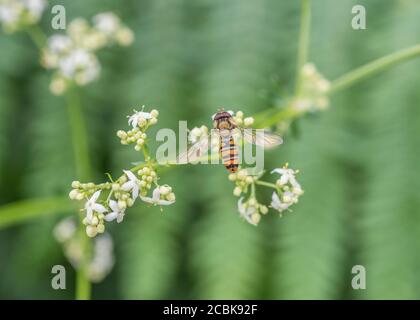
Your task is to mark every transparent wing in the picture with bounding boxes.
[242,128,283,149]
[176,131,220,164]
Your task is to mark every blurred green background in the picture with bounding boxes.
[1,0,420,299]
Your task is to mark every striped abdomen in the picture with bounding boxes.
[220,136,239,173]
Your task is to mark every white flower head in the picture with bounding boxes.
[270,192,291,213]
[121,170,140,199]
[87,233,115,283]
[58,48,100,85]
[104,200,125,223]
[189,126,208,144]
[93,12,120,35]
[237,197,260,226]
[271,167,300,188]
[140,187,175,206]
[128,106,152,128]
[85,190,107,222]
[53,217,77,243]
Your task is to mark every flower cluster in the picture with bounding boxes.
[229,164,303,225]
[53,217,115,282]
[232,110,255,128]
[0,0,46,32]
[117,107,159,151]
[291,63,331,113]
[69,108,175,237]
[41,12,134,95]
[270,163,304,215]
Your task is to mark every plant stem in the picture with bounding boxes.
[66,87,92,182]
[255,180,278,190]
[65,86,92,300]
[295,0,311,96]
[25,25,47,49]
[329,44,420,93]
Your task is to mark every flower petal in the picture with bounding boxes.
[93,203,107,213]
[121,180,135,191]
[140,196,153,204]
[124,170,137,182]
[152,188,161,201]
[104,211,118,222]
[158,199,174,206]
[90,190,101,203]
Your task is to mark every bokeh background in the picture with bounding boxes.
[1,0,420,299]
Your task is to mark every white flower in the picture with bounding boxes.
[85,190,107,222]
[48,35,72,54]
[128,107,152,128]
[121,170,140,199]
[93,12,120,35]
[58,48,100,85]
[23,0,46,19]
[53,217,77,243]
[140,187,175,206]
[189,126,208,144]
[237,197,260,226]
[88,233,115,283]
[0,3,19,25]
[271,167,300,188]
[270,192,291,213]
[104,200,125,223]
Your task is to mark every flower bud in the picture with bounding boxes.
[118,200,127,210]
[150,109,159,118]
[228,173,236,181]
[69,189,79,200]
[97,224,105,234]
[167,193,176,202]
[260,205,268,215]
[71,181,81,189]
[233,187,242,197]
[251,213,261,225]
[149,118,158,125]
[244,117,254,126]
[245,176,253,184]
[86,225,98,238]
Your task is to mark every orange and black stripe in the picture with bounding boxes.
[220,136,239,173]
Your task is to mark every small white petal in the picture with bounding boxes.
[104,211,118,222]
[93,203,107,213]
[121,180,135,191]
[124,170,137,181]
[90,190,102,203]
[152,188,161,202]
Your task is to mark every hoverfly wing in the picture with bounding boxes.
[242,128,283,149]
[176,131,220,164]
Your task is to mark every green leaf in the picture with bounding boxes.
[0,197,75,229]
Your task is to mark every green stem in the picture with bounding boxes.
[328,44,420,94]
[76,225,92,300]
[65,86,92,300]
[295,0,311,96]
[25,25,47,49]
[66,87,92,182]
[255,180,278,190]
[0,197,74,229]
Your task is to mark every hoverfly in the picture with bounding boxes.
[177,109,283,173]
